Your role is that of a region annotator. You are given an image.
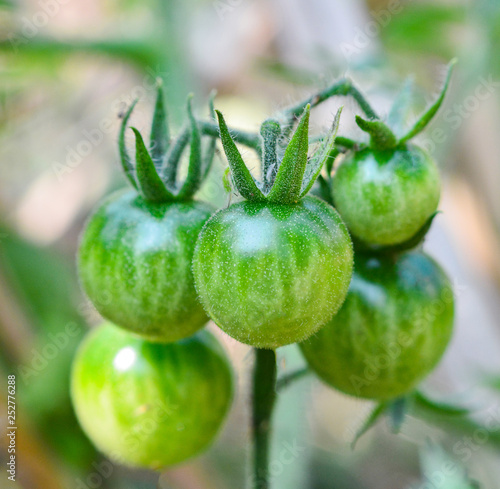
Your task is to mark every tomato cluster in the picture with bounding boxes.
[73,63,456,472]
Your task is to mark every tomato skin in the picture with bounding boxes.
[71,323,233,469]
[193,196,353,349]
[300,252,454,400]
[332,145,440,246]
[78,190,214,342]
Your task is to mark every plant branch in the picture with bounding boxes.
[199,121,262,157]
[276,368,311,391]
[282,78,379,121]
[251,349,277,489]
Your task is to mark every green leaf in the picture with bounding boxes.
[414,391,471,417]
[131,127,174,202]
[260,119,281,191]
[177,95,203,200]
[216,110,266,202]
[351,402,387,449]
[300,107,342,198]
[388,77,415,136]
[162,126,190,189]
[267,105,310,204]
[399,59,457,144]
[150,84,170,170]
[355,115,397,150]
[118,99,139,189]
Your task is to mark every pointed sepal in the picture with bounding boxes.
[267,105,310,204]
[216,110,266,202]
[131,127,175,202]
[355,115,397,150]
[200,90,217,182]
[387,396,411,434]
[413,391,470,417]
[118,99,139,189]
[260,119,281,191]
[300,107,342,198]
[399,59,457,144]
[351,402,388,449]
[162,126,190,188]
[387,77,415,136]
[149,83,170,170]
[177,95,203,200]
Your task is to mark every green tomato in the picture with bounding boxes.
[193,196,353,349]
[71,322,233,469]
[300,252,454,400]
[78,190,214,342]
[332,145,440,246]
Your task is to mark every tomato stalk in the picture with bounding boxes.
[280,77,379,132]
[251,348,277,489]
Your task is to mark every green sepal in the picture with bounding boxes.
[334,136,359,150]
[387,396,411,434]
[161,125,190,189]
[388,77,415,136]
[353,212,439,256]
[267,105,310,204]
[176,95,203,200]
[149,83,170,170]
[300,107,342,198]
[312,174,334,205]
[200,90,217,182]
[216,110,266,202]
[351,402,388,449]
[355,115,397,150]
[131,127,175,202]
[399,59,457,145]
[260,119,281,191]
[118,99,139,189]
[222,167,232,194]
[413,391,470,417]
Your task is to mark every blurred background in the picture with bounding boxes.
[1,0,500,488]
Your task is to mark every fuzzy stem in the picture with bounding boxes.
[199,121,262,157]
[252,348,277,489]
[283,78,379,121]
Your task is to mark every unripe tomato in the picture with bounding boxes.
[71,323,233,469]
[78,190,214,342]
[193,196,353,349]
[300,252,454,400]
[332,145,440,246]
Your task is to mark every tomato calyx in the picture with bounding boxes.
[216,105,342,204]
[351,389,470,448]
[118,84,216,203]
[327,59,457,157]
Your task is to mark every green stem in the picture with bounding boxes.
[276,368,310,391]
[283,78,379,121]
[199,121,262,157]
[252,349,277,489]
[335,136,358,149]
